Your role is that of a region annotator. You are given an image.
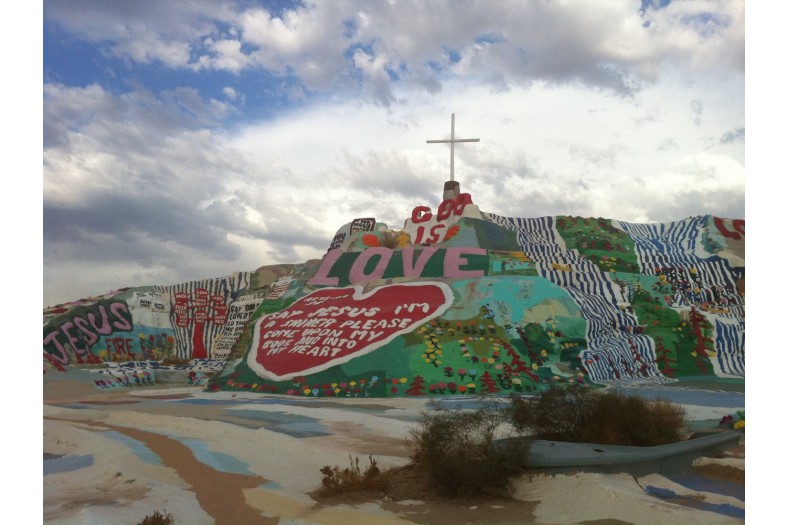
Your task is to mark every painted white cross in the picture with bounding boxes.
[426,113,480,182]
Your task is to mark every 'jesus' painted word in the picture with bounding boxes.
[43,301,133,364]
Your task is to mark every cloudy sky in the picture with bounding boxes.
[41,0,746,307]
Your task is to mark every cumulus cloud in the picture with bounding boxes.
[43,81,336,304]
[42,0,745,305]
[45,0,745,105]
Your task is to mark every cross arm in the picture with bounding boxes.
[426,139,481,143]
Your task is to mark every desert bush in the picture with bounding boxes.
[406,399,530,498]
[137,510,174,525]
[320,455,383,494]
[509,385,688,446]
[509,383,597,442]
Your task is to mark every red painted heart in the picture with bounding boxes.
[247,282,453,380]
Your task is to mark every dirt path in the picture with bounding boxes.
[75,419,276,525]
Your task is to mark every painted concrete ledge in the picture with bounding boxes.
[496,430,743,468]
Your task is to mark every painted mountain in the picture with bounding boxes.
[43,189,745,397]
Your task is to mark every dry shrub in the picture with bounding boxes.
[509,384,596,442]
[137,510,174,525]
[406,400,530,498]
[509,385,688,446]
[380,231,402,249]
[319,455,384,494]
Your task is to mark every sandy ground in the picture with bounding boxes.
[43,371,745,524]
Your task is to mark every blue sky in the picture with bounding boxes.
[41,0,746,307]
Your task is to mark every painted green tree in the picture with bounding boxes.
[628,285,713,377]
[516,322,553,366]
[556,216,639,273]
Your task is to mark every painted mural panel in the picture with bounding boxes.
[398,276,590,395]
[211,295,266,359]
[216,273,591,397]
[328,217,377,251]
[403,193,485,245]
[155,272,252,359]
[125,291,172,327]
[43,298,135,366]
[44,208,744,396]
[247,282,453,380]
[328,223,351,251]
[44,274,253,368]
[307,246,488,287]
[42,293,180,370]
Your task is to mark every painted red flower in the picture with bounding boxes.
[362,234,380,247]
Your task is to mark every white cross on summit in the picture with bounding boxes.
[426,113,480,182]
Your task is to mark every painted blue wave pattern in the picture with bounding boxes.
[714,319,745,377]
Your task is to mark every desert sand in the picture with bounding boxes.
[43,370,745,524]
